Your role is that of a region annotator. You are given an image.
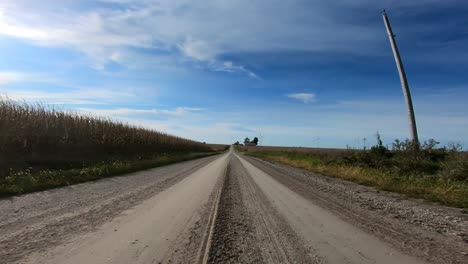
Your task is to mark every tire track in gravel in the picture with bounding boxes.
[0,155,220,263]
[242,155,467,264]
[20,154,230,264]
[207,156,315,263]
[237,153,426,264]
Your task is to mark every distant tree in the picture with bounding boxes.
[233,141,240,145]
[252,137,259,145]
[244,137,250,144]
[422,139,440,151]
[392,139,402,151]
[447,142,463,152]
[370,132,388,156]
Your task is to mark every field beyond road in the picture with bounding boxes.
[241,144,468,208]
[0,99,227,196]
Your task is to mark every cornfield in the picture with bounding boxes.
[0,99,213,177]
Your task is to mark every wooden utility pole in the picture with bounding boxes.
[382,10,419,144]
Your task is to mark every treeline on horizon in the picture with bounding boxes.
[0,99,213,178]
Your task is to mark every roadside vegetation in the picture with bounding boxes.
[0,99,223,196]
[243,134,468,208]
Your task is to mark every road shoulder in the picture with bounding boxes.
[242,154,468,264]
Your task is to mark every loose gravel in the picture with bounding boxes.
[244,155,468,264]
[208,156,315,263]
[0,155,220,263]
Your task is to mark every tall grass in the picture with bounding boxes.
[0,99,213,178]
[244,136,468,208]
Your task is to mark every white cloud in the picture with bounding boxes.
[0,0,386,75]
[0,69,152,105]
[1,88,137,105]
[77,107,203,117]
[287,93,316,103]
[0,72,27,85]
[0,71,62,86]
[179,38,218,61]
[209,61,259,78]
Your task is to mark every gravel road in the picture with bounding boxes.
[1,149,466,263]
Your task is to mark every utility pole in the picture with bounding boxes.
[382,10,419,144]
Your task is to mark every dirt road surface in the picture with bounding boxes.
[1,149,467,263]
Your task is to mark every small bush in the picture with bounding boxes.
[439,152,468,181]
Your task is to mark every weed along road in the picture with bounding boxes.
[1,148,466,264]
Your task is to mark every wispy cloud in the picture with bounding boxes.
[0,71,63,86]
[0,71,27,85]
[1,88,136,105]
[0,70,147,105]
[0,0,384,74]
[179,37,219,62]
[287,93,316,103]
[1,0,463,75]
[77,107,203,117]
[209,61,259,79]
[215,123,256,133]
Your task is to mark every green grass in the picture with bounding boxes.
[245,150,468,208]
[0,152,220,197]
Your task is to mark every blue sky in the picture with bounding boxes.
[0,0,467,148]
